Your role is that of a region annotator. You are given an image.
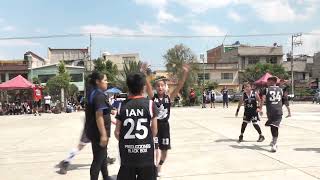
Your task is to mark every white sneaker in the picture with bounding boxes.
[271,144,278,153]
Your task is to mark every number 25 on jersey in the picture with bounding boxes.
[123,118,148,140]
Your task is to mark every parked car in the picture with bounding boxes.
[231,92,243,102]
[212,90,232,103]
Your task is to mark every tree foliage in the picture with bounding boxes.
[164,44,199,100]
[242,63,289,82]
[93,58,118,84]
[46,61,71,99]
[117,61,142,92]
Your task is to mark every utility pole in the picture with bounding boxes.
[89,33,92,71]
[291,33,302,96]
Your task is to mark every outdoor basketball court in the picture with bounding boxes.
[0,103,319,180]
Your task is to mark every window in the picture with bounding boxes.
[0,74,5,82]
[70,74,83,82]
[198,73,210,81]
[221,73,233,80]
[248,56,259,65]
[122,56,136,62]
[266,56,278,64]
[38,74,55,83]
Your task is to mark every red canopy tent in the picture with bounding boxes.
[0,75,34,90]
[254,72,280,86]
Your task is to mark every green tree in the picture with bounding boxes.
[242,63,289,82]
[93,58,118,84]
[46,61,71,100]
[117,61,142,92]
[164,44,199,101]
[68,84,79,98]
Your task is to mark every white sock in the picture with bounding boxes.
[65,148,79,163]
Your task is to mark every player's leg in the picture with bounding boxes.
[252,121,265,142]
[270,125,279,152]
[157,122,171,176]
[137,166,157,180]
[239,120,248,142]
[90,141,109,180]
[117,166,136,180]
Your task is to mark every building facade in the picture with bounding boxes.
[29,64,85,91]
[312,52,320,79]
[48,48,89,67]
[102,52,140,71]
[0,60,28,83]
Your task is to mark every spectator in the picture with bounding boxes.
[221,86,229,108]
[44,93,52,113]
[189,88,196,106]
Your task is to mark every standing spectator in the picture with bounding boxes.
[221,86,229,108]
[44,93,52,113]
[210,89,216,108]
[32,85,43,116]
[202,90,207,108]
[189,88,196,106]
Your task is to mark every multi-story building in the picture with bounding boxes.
[0,60,28,83]
[48,47,89,67]
[102,52,140,71]
[29,64,85,92]
[24,51,47,68]
[197,62,239,91]
[205,44,284,90]
[312,52,320,80]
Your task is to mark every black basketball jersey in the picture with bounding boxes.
[243,91,258,115]
[153,94,171,122]
[222,89,228,98]
[264,86,283,116]
[116,97,157,167]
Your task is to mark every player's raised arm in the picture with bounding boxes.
[170,64,190,99]
[141,63,154,99]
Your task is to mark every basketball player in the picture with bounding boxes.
[115,72,158,180]
[261,77,284,152]
[236,82,265,142]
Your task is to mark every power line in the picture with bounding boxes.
[1,32,320,40]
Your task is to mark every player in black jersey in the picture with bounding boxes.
[262,77,284,153]
[115,72,158,180]
[236,82,265,142]
[144,63,190,177]
[279,79,292,118]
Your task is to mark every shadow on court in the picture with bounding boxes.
[294,148,320,153]
[230,144,271,152]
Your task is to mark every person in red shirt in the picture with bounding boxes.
[32,85,43,116]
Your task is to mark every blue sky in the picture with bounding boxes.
[0,0,320,69]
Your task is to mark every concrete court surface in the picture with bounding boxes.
[0,103,320,180]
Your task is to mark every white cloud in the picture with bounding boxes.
[244,0,317,23]
[134,0,168,8]
[81,24,136,36]
[1,25,16,32]
[0,18,4,23]
[228,11,243,22]
[157,10,180,23]
[138,22,169,35]
[294,29,320,56]
[81,23,169,36]
[189,24,225,36]
[0,40,40,47]
[174,0,238,13]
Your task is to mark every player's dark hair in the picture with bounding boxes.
[267,77,278,83]
[127,72,146,95]
[87,71,105,87]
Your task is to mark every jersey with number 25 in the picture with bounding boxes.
[116,97,158,167]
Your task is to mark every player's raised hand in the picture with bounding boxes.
[182,63,190,73]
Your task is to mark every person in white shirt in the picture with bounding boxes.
[44,94,51,112]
